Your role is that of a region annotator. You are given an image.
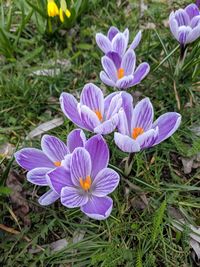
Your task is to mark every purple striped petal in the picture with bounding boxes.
[27,167,51,186]
[81,196,113,220]
[70,147,92,186]
[130,62,150,87]
[107,51,121,69]
[79,105,100,131]
[121,92,133,128]
[94,114,119,135]
[104,92,119,113]
[67,129,86,153]
[175,9,190,26]
[136,128,159,149]
[185,4,199,20]
[14,148,54,171]
[121,49,136,75]
[107,26,119,41]
[38,189,59,206]
[118,109,130,135]
[114,132,140,153]
[123,28,129,50]
[130,30,142,50]
[60,93,84,128]
[112,33,127,56]
[47,166,73,194]
[190,15,200,28]
[178,26,192,44]
[41,135,68,163]
[131,98,154,131]
[116,75,134,89]
[169,13,179,40]
[187,26,200,43]
[105,93,122,119]
[61,186,88,208]
[100,71,116,87]
[92,168,120,197]
[101,56,117,82]
[152,112,181,145]
[84,135,109,178]
[96,33,112,53]
[80,83,104,116]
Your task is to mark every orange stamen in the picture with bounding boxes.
[54,161,61,167]
[117,68,125,79]
[132,127,144,140]
[79,175,92,191]
[94,110,103,121]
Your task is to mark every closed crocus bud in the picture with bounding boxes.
[169,3,200,46]
[47,0,59,17]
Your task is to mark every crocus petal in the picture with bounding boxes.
[107,26,119,41]
[38,189,59,206]
[112,33,127,56]
[116,75,134,89]
[85,135,109,178]
[60,93,84,128]
[100,71,116,87]
[105,93,122,119]
[152,112,181,145]
[178,26,192,44]
[175,9,190,26]
[130,30,142,50]
[129,62,150,87]
[190,15,200,28]
[94,114,119,135]
[121,92,133,128]
[47,166,73,194]
[61,186,88,208]
[104,92,119,113]
[118,109,130,135]
[107,51,122,69]
[92,168,120,197]
[131,98,154,131]
[79,105,100,131]
[101,56,118,82]
[121,49,136,75]
[187,25,200,43]
[114,132,140,153]
[70,147,92,186]
[80,83,104,116]
[41,135,68,163]
[27,167,51,186]
[14,148,54,171]
[185,4,199,20]
[67,129,86,153]
[96,33,112,53]
[81,196,113,220]
[136,128,159,149]
[169,14,179,40]
[123,28,129,51]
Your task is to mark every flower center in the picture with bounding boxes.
[117,68,125,79]
[79,175,92,191]
[132,127,144,139]
[94,110,103,121]
[54,161,61,167]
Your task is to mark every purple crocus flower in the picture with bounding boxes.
[197,0,200,8]
[14,129,86,205]
[96,26,142,56]
[60,83,126,134]
[114,97,181,153]
[169,3,200,45]
[100,49,150,89]
[47,134,120,220]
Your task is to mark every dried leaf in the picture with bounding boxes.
[26,117,64,140]
[31,69,61,77]
[181,154,200,174]
[141,22,156,30]
[50,238,69,252]
[0,142,15,159]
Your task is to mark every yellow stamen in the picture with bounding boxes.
[117,68,125,79]
[47,0,59,17]
[94,110,103,121]
[132,127,144,140]
[79,175,91,191]
[54,161,61,167]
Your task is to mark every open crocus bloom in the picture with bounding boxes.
[60,83,125,134]
[114,97,181,153]
[14,129,86,205]
[169,3,200,45]
[47,135,120,220]
[96,26,142,56]
[100,49,150,89]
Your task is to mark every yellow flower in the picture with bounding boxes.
[59,0,71,22]
[47,0,59,17]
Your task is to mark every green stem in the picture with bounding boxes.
[124,153,135,177]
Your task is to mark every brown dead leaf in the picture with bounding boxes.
[0,143,15,159]
[181,154,200,174]
[6,171,30,226]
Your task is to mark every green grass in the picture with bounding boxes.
[1,0,200,266]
